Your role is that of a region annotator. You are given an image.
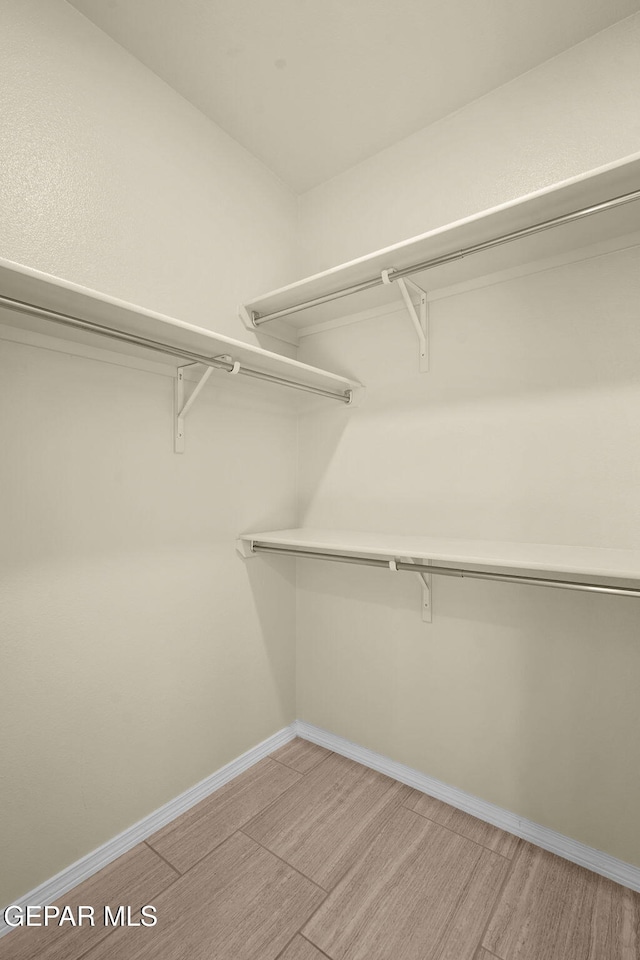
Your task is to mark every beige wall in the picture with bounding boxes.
[2,0,640,910]
[298,13,640,273]
[296,17,640,867]
[0,0,298,906]
[297,245,640,868]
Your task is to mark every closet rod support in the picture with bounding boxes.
[393,554,432,621]
[247,543,640,600]
[174,363,214,453]
[0,294,354,407]
[418,571,432,623]
[385,274,428,372]
[250,186,640,326]
[409,561,433,622]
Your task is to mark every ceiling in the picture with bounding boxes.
[68,0,638,193]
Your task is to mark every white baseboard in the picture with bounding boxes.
[4,717,638,942]
[294,720,640,894]
[0,724,297,939]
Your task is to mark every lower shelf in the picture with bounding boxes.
[237,528,640,598]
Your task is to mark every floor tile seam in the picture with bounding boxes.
[134,869,186,908]
[475,948,503,960]
[301,854,400,960]
[266,752,406,823]
[307,783,427,893]
[138,829,325,910]
[247,799,397,900]
[0,854,180,959]
[142,840,182,878]
[143,757,304,850]
[296,746,403,789]
[238,830,329,895]
[269,755,311,775]
[340,755,415,793]
[81,827,323,946]
[427,836,490,960]
[272,928,334,960]
[247,833,335,960]
[269,751,335,777]
[62,922,124,960]
[293,805,428,948]
[272,928,304,960]
[73,854,187,960]
[307,782,420,892]
[297,879,343,952]
[11,914,130,960]
[240,756,346,835]
[299,932,335,959]
[145,765,309,873]
[240,752,384,846]
[401,802,518,862]
[114,764,418,946]
[340,775,418,835]
[476,840,526,958]
[141,828,264,885]
[67,869,186,960]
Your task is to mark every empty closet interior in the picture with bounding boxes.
[1,0,640,926]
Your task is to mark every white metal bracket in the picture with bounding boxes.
[399,557,432,623]
[174,362,214,453]
[174,354,242,452]
[417,568,432,623]
[382,271,429,372]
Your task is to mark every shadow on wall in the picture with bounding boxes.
[239,549,297,720]
[301,244,640,408]
[293,556,640,866]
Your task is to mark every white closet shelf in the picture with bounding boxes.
[238,529,640,599]
[0,257,357,404]
[243,153,640,333]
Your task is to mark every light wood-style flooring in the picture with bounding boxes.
[1,738,638,959]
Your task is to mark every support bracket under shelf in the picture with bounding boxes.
[416,567,432,623]
[174,357,238,453]
[382,271,429,372]
[238,534,640,600]
[239,538,434,623]
[391,556,432,623]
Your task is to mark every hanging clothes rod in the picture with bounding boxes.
[251,187,640,326]
[0,294,352,404]
[252,543,640,598]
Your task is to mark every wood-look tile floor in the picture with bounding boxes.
[1,739,638,960]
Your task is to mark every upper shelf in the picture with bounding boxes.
[243,153,640,332]
[0,257,357,403]
[239,528,640,586]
